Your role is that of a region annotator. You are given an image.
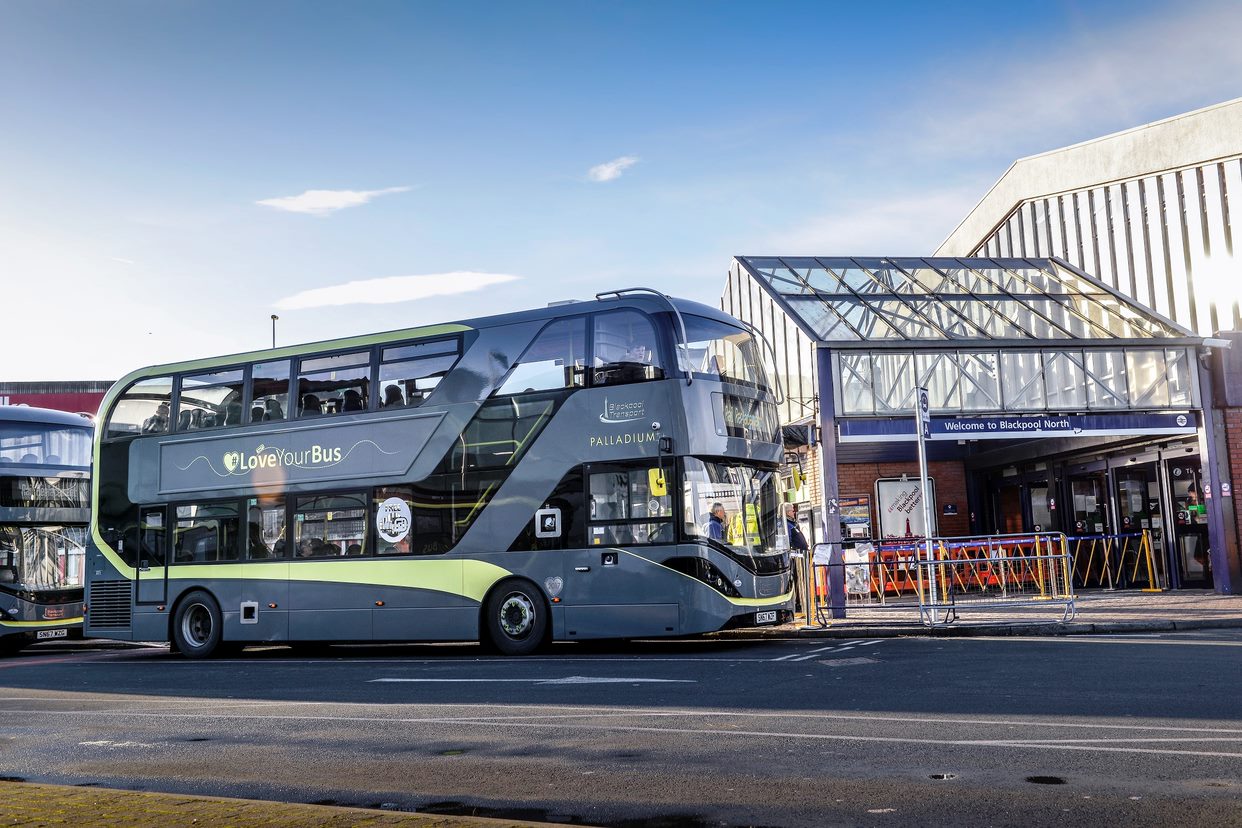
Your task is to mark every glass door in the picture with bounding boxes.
[1114,462,1165,588]
[1167,458,1211,587]
[993,483,1024,534]
[1027,479,1059,533]
[1070,474,1110,536]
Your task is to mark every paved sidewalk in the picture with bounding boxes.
[0,781,560,828]
[711,590,1242,638]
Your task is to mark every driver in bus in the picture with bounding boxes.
[707,503,727,541]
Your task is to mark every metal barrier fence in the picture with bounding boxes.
[1067,531,1164,591]
[797,532,1077,629]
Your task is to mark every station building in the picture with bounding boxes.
[725,98,1242,594]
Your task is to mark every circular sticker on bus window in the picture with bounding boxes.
[376,497,412,544]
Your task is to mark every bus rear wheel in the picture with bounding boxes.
[172,590,224,659]
[484,581,547,656]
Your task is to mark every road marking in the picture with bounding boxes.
[4,698,1240,738]
[818,657,879,667]
[773,640,883,662]
[792,645,853,662]
[8,707,1238,760]
[370,676,696,685]
[958,636,1242,648]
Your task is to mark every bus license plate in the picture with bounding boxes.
[755,611,777,625]
[36,629,68,640]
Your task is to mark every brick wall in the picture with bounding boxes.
[835,459,970,538]
[1224,408,1242,545]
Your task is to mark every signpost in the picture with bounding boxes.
[915,387,938,619]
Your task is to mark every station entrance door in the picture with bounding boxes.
[1069,471,1111,536]
[1167,457,1211,587]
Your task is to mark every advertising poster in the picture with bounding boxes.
[875,477,937,538]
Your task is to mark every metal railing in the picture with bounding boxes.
[1068,530,1164,591]
[799,532,1077,629]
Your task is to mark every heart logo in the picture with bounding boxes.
[222,451,241,473]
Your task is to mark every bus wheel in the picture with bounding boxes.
[484,581,547,656]
[172,591,224,659]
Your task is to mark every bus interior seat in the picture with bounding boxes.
[177,410,193,430]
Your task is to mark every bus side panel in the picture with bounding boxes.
[563,604,679,639]
[372,607,477,641]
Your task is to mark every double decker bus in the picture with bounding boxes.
[85,289,793,657]
[0,406,92,655]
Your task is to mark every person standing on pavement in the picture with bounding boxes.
[785,504,809,554]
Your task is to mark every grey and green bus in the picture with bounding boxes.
[1,406,92,655]
[85,290,793,657]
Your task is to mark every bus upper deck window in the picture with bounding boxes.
[296,352,371,417]
[104,377,173,439]
[592,310,664,386]
[177,368,244,432]
[495,317,587,396]
[379,338,461,409]
[251,360,290,423]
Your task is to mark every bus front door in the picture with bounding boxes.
[135,507,167,603]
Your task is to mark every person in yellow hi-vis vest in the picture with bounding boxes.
[727,502,760,546]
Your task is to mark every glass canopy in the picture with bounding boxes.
[737,257,1191,343]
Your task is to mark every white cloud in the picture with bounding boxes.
[763,189,982,255]
[587,156,639,182]
[274,271,521,311]
[110,256,135,264]
[256,186,411,216]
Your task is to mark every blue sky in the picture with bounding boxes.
[3,0,1241,380]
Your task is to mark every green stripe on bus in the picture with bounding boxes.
[0,618,83,629]
[618,549,794,608]
[147,559,512,603]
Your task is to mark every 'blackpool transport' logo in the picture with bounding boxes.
[600,397,645,424]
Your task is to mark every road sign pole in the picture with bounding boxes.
[916,387,938,622]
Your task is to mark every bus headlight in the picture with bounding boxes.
[665,558,741,597]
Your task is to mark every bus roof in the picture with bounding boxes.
[0,405,94,429]
[105,291,742,390]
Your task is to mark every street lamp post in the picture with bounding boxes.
[271,314,278,349]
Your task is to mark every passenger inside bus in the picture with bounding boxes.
[343,390,365,412]
[383,385,405,408]
[300,394,322,417]
[142,402,170,434]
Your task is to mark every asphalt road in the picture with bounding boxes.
[1,631,1240,827]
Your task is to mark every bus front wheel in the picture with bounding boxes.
[172,590,224,659]
[484,581,548,656]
